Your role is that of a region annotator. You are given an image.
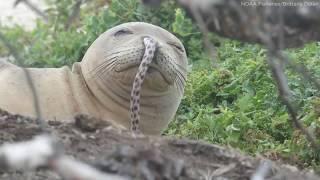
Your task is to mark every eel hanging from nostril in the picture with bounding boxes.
[130,37,157,134]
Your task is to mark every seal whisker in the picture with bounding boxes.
[173,62,188,73]
[102,48,138,59]
[175,68,187,84]
[99,62,118,76]
[175,74,185,93]
[158,52,187,73]
[90,57,118,76]
[175,71,185,85]
[91,56,117,72]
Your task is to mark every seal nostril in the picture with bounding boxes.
[141,35,151,40]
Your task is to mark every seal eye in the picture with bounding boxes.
[114,29,133,37]
[167,42,184,53]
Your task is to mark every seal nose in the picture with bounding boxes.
[142,36,158,47]
[141,36,160,64]
[141,36,156,56]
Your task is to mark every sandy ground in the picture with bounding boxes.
[0,0,46,29]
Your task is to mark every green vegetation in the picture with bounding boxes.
[1,0,320,169]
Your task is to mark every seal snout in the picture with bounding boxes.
[113,37,174,86]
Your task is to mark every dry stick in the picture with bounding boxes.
[267,50,320,150]
[277,52,320,91]
[14,0,48,22]
[0,34,121,177]
[0,135,128,180]
[251,161,272,180]
[147,0,320,149]
[178,0,218,68]
[259,15,320,150]
[219,2,320,150]
[130,37,157,133]
[0,32,47,131]
[65,0,83,30]
[272,7,319,150]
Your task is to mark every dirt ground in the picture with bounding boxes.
[0,109,318,180]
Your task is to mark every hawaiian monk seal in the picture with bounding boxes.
[0,22,188,135]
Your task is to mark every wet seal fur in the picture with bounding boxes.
[0,22,188,135]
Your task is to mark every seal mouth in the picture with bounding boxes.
[115,63,172,85]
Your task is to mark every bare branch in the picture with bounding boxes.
[0,135,128,180]
[169,0,320,151]
[277,52,320,91]
[251,160,272,180]
[181,0,218,67]
[267,50,320,150]
[0,32,48,131]
[14,0,48,22]
[176,0,320,49]
[65,0,84,29]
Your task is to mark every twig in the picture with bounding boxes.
[277,52,320,91]
[267,49,320,150]
[14,0,48,22]
[201,0,320,151]
[210,163,236,177]
[0,135,128,180]
[65,0,83,29]
[177,0,218,68]
[268,7,319,150]
[175,0,320,150]
[251,160,272,180]
[0,32,48,132]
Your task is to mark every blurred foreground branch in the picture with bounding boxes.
[142,0,320,150]
[14,0,48,22]
[176,0,320,49]
[0,32,47,131]
[0,135,127,180]
[65,0,84,29]
[267,50,320,150]
[143,0,320,48]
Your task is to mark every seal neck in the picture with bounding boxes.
[69,62,104,118]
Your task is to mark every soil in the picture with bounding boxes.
[0,109,318,180]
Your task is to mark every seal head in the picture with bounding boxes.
[81,22,188,135]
